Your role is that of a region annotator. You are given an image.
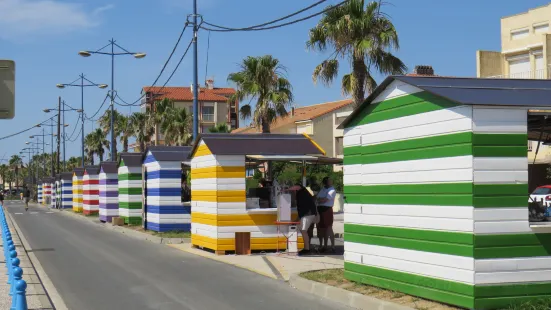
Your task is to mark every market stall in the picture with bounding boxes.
[339,76,551,310]
[99,161,119,223]
[72,168,84,212]
[37,180,43,204]
[60,172,73,209]
[143,146,191,232]
[190,134,334,254]
[83,166,100,216]
[118,153,143,225]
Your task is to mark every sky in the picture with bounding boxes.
[1,0,550,163]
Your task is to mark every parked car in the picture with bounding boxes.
[529,186,551,207]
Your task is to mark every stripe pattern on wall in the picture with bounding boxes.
[191,141,303,252]
[37,183,42,204]
[118,164,142,225]
[143,152,188,232]
[343,80,535,309]
[99,164,119,223]
[61,178,72,209]
[73,174,83,212]
[83,168,100,216]
[42,181,51,206]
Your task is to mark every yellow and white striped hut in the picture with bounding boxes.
[190,133,327,254]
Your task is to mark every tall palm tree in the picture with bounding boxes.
[9,155,22,189]
[227,55,293,133]
[98,109,124,158]
[161,107,192,146]
[117,114,133,153]
[208,123,232,133]
[67,157,80,171]
[129,112,153,152]
[307,0,407,106]
[85,129,109,164]
[0,164,8,191]
[148,98,173,145]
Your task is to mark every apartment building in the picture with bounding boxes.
[140,79,238,145]
[232,99,354,161]
[477,4,551,163]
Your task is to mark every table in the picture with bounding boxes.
[274,221,300,253]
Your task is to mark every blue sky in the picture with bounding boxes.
[1,0,550,162]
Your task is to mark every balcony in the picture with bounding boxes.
[486,69,547,79]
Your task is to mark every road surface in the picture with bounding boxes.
[6,202,349,310]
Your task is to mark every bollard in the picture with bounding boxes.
[10,266,21,303]
[9,258,19,296]
[7,250,16,284]
[13,280,27,310]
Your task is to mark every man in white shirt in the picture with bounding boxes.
[316,177,336,253]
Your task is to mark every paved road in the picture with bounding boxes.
[6,202,349,310]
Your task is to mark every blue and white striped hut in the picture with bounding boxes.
[37,180,43,204]
[143,146,191,232]
[99,161,119,223]
[60,172,73,209]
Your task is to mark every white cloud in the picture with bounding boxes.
[0,0,113,40]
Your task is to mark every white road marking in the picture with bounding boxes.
[30,212,38,214]
[46,212,54,214]
[14,213,22,215]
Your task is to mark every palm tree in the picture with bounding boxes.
[0,164,8,191]
[9,155,23,190]
[129,112,153,152]
[227,55,293,133]
[98,109,124,158]
[67,157,80,171]
[161,107,192,146]
[148,98,173,145]
[85,129,109,164]
[307,0,407,106]
[117,114,133,153]
[208,123,232,133]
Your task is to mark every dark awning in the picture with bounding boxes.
[119,152,143,167]
[100,161,118,174]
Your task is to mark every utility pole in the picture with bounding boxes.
[192,0,199,141]
[50,120,54,177]
[57,97,61,175]
[110,39,116,161]
[81,75,85,167]
[62,100,66,171]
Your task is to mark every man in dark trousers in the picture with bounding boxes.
[23,186,31,211]
[290,183,317,256]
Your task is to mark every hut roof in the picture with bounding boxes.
[60,172,73,181]
[100,161,118,174]
[144,146,192,163]
[340,76,551,129]
[191,134,325,157]
[73,168,84,177]
[119,153,143,167]
[84,165,100,175]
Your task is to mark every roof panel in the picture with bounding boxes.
[84,165,100,175]
[100,161,118,174]
[144,146,192,162]
[195,134,324,156]
[73,168,84,177]
[60,172,73,180]
[119,153,143,167]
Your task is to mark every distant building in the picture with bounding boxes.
[476,4,551,163]
[232,99,354,162]
[139,78,238,146]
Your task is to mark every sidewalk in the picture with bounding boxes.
[1,206,55,309]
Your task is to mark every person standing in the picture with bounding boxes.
[316,177,336,253]
[0,190,4,206]
[23,186,30,211]
[291,183,317,256]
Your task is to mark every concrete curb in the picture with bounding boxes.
[6,208,69,310]
[54,208,190,244]
[288,273,414,310]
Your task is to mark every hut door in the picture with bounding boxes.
[142,165,147,230]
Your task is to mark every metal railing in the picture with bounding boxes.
[0,204,28,309]
[486,69,547,79]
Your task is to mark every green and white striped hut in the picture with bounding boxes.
[339,76,551,309]
[118,153,143,225]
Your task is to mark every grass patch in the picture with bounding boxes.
[84,213,99,217]
[123,225,190,238]
[300,269,459,310]
[503,298,551,310]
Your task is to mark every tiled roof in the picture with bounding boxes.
[142,86,235,102]
[232,98,353,134]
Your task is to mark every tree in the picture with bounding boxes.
[161,106,192,146]
[0,164,8,191]
[129,112,153,152]
[228,55,293,133]
[9,155,23,189]
[148,98,173,145]
[208,123,232,133]
[98,109,124,159]
[117,114,133,153]
[66,157,81,171]
[85,129,109,163]
[307,0,407,106]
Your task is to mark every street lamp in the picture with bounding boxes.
[29,133,51,178]
[79,39,146,161]
[44,102,76,171]
[57,74,107,167]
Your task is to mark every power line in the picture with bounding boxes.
[67,128,82,142]
[114,22,190,107]
[65,114,81,141]
[0,115,56,141]
[203,0,328,31]
[84,93,110,120]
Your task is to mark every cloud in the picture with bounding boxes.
[0,0,112,40]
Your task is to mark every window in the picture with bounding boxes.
[508,55,530,79]
[202,106,214,121]
[335,137,343,156]
[511,28,529,40]
[296,122,313,134]
[534,23,549,34]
